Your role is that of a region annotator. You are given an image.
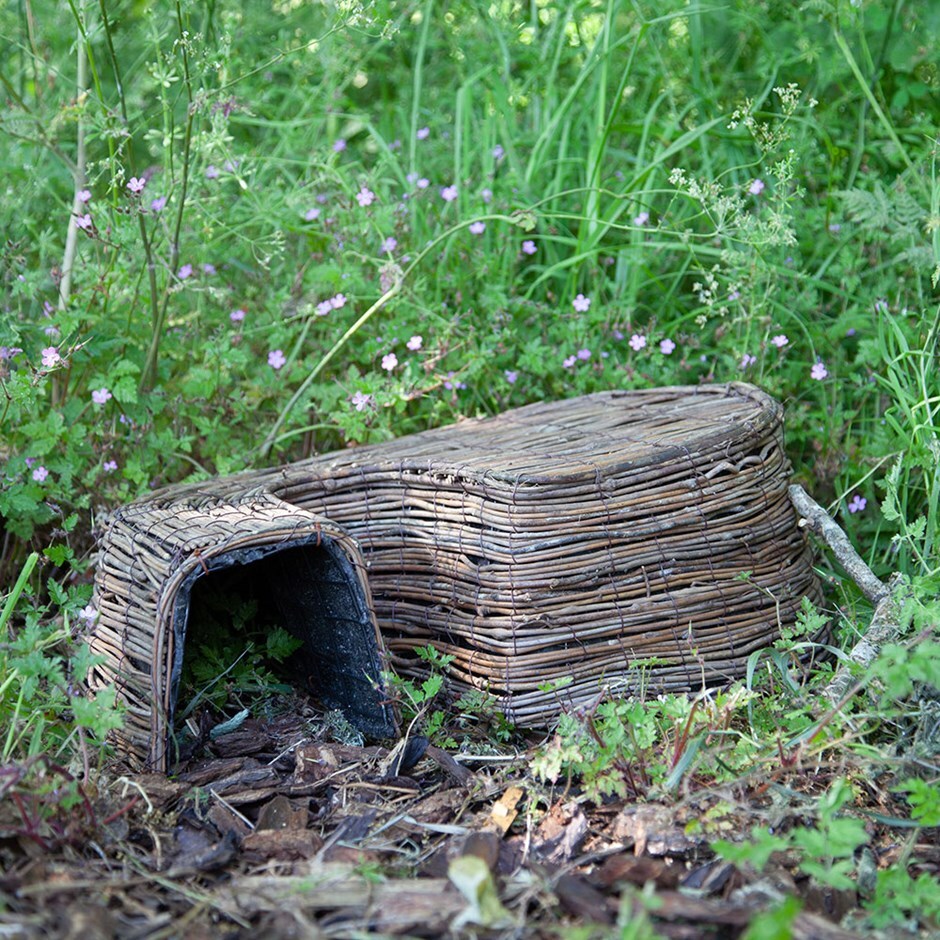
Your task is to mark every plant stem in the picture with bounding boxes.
[141,1,195,391]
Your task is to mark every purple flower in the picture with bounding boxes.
[847,494,867,514]
[572,293,591,313]
[77,189,92,203]
[829,222,842,233]
[469,221,486,235]
[771,334,789,348]
[127,177,146,194]
[381,236,398,254]
[32,465,49,483]
[504,370,518,384]
[44,326,60,338]
[103,460,118,472]
[740,353,757,368]
[562,355,577,369]
[416,126,430,140]
[729,290,741,301]
[440,184,458,202]
[357,187,376,207]
[577,348,591,361]
[333,138,347,153]
[481,188,493,204]
[316,300,333,317]
[874,299,889,315]
[75,213,93,231]
[407,335,423,351]
[633,211,650,226]
[304,207,321,221]
[150,196,167,212]
[350,390,374,412]
[92,388,112,405]
[202,263,217,275]
[331,293,347,309]
[417,178,430,189]
[78,604,98,623]
[230,308,246,323]
[442,371,466,390]
[206,165,220,179]
[268,349,286,369]
[178,264,193,280]
[629,334,647,351]
[492,144,505,160]
[811,361,828,381]
[381,352,398,372]
[660,338,676,355]
[748,179,765,196]
[522,240,537,255]
[41,346,61,368]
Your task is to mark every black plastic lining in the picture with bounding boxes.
[168,534,397,746]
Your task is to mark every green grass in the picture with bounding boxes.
[1,0,939,930]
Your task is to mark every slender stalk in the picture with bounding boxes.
[92,0,161,391]
[57,38,87,315]
[141,0,195,391]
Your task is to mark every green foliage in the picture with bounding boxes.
[0,553,123,762]
[177,591,303,721]
[714,780,867,891]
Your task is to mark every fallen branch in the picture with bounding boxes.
[788,485,903,704]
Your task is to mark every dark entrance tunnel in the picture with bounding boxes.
[166,536,397,754]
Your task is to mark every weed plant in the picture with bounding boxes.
[1,0,939,930]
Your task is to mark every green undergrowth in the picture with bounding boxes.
[1,0,939,932]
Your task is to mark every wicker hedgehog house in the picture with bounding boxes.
[90,383,822,770]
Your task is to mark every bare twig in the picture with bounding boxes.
[788,485,888,603]
[788,484,904,704]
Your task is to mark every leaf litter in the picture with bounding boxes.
[1,701,936,939]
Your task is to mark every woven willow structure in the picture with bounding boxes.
[90,383,821,769]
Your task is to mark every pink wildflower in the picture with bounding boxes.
[572,294,591,313]
[357,187,375,207]
[150,196,167,212]
[41,346,60,368]
[178,264,193,279]
[740,353,757,368]
[562,355,577,368]
[633,211,650,226]
[811,362,828,381]
[316,300,333,317]
[268,349,286,370]
[771,334,789,348]
[847,494,867,514]
[748,179,765,196]
[333,138,347,152]
[75,214,93,231]
[522,240,536,255]
[629,334,647,351]
[91,388,112,405]
[381,236,397,253]
[77,189,92,203]
[350,390,374,412]
[660,338,676,355]
[381,352,398,372]
[416,127,430,140]
[304,207,321,221]
[127,177,146,194]
[407,335,423,351]
[469,221,485,235]
[230,308,246,322]
[32,466,49,483]
[103,460,118,472]
[505,370,518,384]
[440,185,458,202]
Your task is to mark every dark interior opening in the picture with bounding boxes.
[168,536,397,753]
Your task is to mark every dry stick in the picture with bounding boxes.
[788,484,902,704]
